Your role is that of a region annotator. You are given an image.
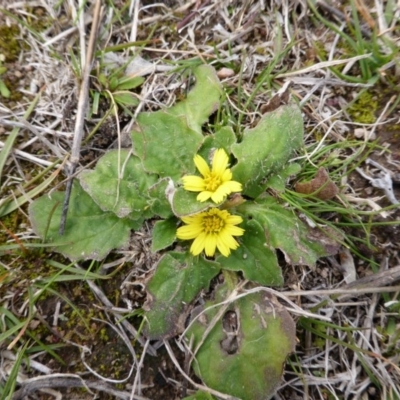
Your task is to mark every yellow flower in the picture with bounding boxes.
[182,149,242,204]
[176,208,244,257]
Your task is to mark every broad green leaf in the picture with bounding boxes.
[29,182,136,261]
[238,196,340,267]
[171,187,214,217]
[113,92,139,107]
[144,252,220,339]
[148,178,174,219]
[265,162,301,192]
[231,104,303,198]
[182,391,216,400]
[217,219,283,286]
[115,75,145,90]
[79,149,157,220]
[132,110,203,180]
[169,65,222,132]
[198,126,237,161]
[131,65,222,180]
[188,283,296,400]
[151,218,178,252]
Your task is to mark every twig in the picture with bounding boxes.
[59,0,102,234]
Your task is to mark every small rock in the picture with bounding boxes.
[217,68,235,78]
[354,127,376,140]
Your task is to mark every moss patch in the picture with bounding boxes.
[0,24,22,62]
[348,91,378,124]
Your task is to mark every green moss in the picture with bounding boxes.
[0,25,22,62]
[313,41,328,61]
[348,91,378,124]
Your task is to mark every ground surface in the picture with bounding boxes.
[1,1,400,399]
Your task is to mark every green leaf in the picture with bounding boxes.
[0,80,10,98]
[198,126,237,160]
[188,282,296,400]
[79,149,157,220]
[113,92,139,107]
[151,218,177,252]
[131,65,222,180]
[171,187,214,217]
[132,110,203,180]
[265,162,302,192]
[148,178,174,219]
[217,219,283,286]
[169,65,222,132]
[182,391,216,400]
[144,252,220,339]
[115,75,145,90]
[98,73,108,87]
[231,104,304,198]
[238,196,340,267]
[109,76,119,91]
[29,182,135,261]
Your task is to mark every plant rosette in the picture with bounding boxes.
[29,65,341,399]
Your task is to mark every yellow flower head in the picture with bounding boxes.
[182,148,242,204]
[176,208,244,257]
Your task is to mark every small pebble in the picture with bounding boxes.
[217,67,235,78]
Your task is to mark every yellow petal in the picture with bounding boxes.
[181,215,202,224]
[191,232,207,255]
[197,191,213,202]
[218,181,242,193]
[225,180,242,192]
[219,230,240,250]
[204,233,217,257]
[224,225,245,236]
[221,169,232,181]
[194,155,210,177]
[177,224,203,240]
[226,215,243,225]
[212,149,229,176]
[211,184,232,203]
[182,176,206,192]
[216,235,230,257]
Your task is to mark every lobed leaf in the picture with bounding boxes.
[197,126,237,160]
[217,219,283,286]
[168,65,222,131]
[231,104,303,198]
[238,196,341,267]
[144,252,220,339]
[171,187,214,217]
[151,218,178,253]
[29,182,136,261]
[188,283,296,400]
[148,178,175,219]
[131,65,222,180]
[79,149,157,220]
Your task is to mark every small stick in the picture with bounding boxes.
[59,0,102,235]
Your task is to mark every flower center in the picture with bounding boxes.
[202,214,225,234]
[204,172,222,192]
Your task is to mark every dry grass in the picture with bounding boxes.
[1,0,400,399]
